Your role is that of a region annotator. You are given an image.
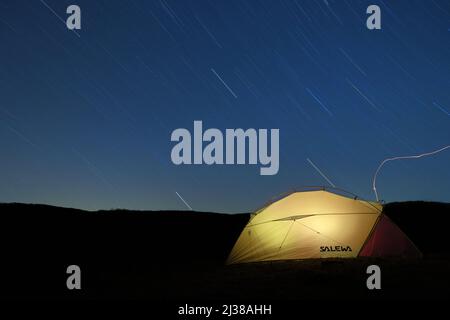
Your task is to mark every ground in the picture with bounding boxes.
[0,201,449,301]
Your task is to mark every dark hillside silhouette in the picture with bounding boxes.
[0,202,449,300]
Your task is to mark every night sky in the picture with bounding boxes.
[1,0,449,212]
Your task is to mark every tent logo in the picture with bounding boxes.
[320,245,352,252]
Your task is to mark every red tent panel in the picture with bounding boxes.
[359,215,422,258]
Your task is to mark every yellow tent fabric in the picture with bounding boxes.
[227,190,382,264]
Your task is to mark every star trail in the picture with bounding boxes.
[0,0,449,212]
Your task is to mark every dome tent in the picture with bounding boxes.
[227,187,421,264]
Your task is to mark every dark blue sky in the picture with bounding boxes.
[1,0,449,212]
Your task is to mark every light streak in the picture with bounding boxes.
[175,191,193,210]
[373,145,450,201]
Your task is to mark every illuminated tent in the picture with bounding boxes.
[227,189,421,264]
